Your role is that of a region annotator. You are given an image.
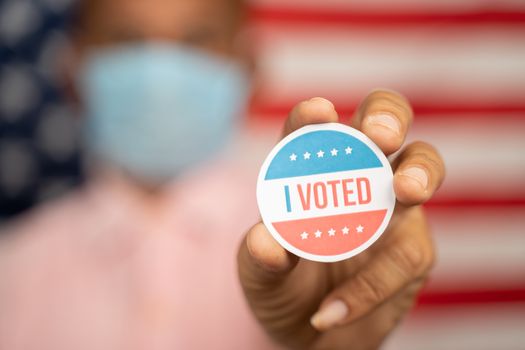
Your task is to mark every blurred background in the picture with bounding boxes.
[0,0,82,220]
[0,0,524,348]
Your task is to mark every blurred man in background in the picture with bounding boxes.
[0,0,444,349]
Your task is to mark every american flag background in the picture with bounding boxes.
[0,0,524,348]
[245,0,525,348]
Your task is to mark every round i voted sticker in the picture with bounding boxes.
[257,123,395,263]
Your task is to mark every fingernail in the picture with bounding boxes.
[308,97,334,109]
[399,166,428,190]
[364,113,401,135]
[310,300,348,330]
[307,97,336,114]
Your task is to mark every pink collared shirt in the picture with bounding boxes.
[0,159,276,350]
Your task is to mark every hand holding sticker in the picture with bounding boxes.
[238,93,445,349]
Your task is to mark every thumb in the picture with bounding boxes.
[238,222,298,289]
[238,223,321,347]
[237,97,339,347]
[239,96,337,286]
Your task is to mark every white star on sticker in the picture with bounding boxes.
[303,152,311,160]
[314,230,322,238]
[342,226,349,235]
[330,148,338,156]
[289,153,297,161]
[301,232,309,240]
[356,225,364,233]
[328,228,336,236]
[345,147,353,155]
[317,150,325,158]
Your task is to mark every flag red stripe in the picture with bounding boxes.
[250,102,525,119]
[249,7,525,27]
[417,288,525,306]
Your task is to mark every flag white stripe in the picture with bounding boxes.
[427,207,525,290]
[385,304,525,350]
[254,26,525,106]
[407,115,525,200]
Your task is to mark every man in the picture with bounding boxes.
[0,0,445,349]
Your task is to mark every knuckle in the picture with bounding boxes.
[404,143,443,165]
[368,88,407,104]
[353,271,388,305]
[407,142,444,167]
[366,90,413,120]
[425,239,437,271]
[388,238,427,278]
[406,141,438,157]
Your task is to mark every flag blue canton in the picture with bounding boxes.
[0,0,83,221]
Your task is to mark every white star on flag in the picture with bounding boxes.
[289,153,297,161]
[342,226,349,235]
[317,150,325,158]
[303,152,311,160]
[330,148,338,156]
[314,230,322,238]
[301,232,309,240]
[345,147,353,155]
[356,225,364,233]
[328,228,336,236]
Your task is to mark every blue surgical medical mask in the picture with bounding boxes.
[77,43,250,183]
